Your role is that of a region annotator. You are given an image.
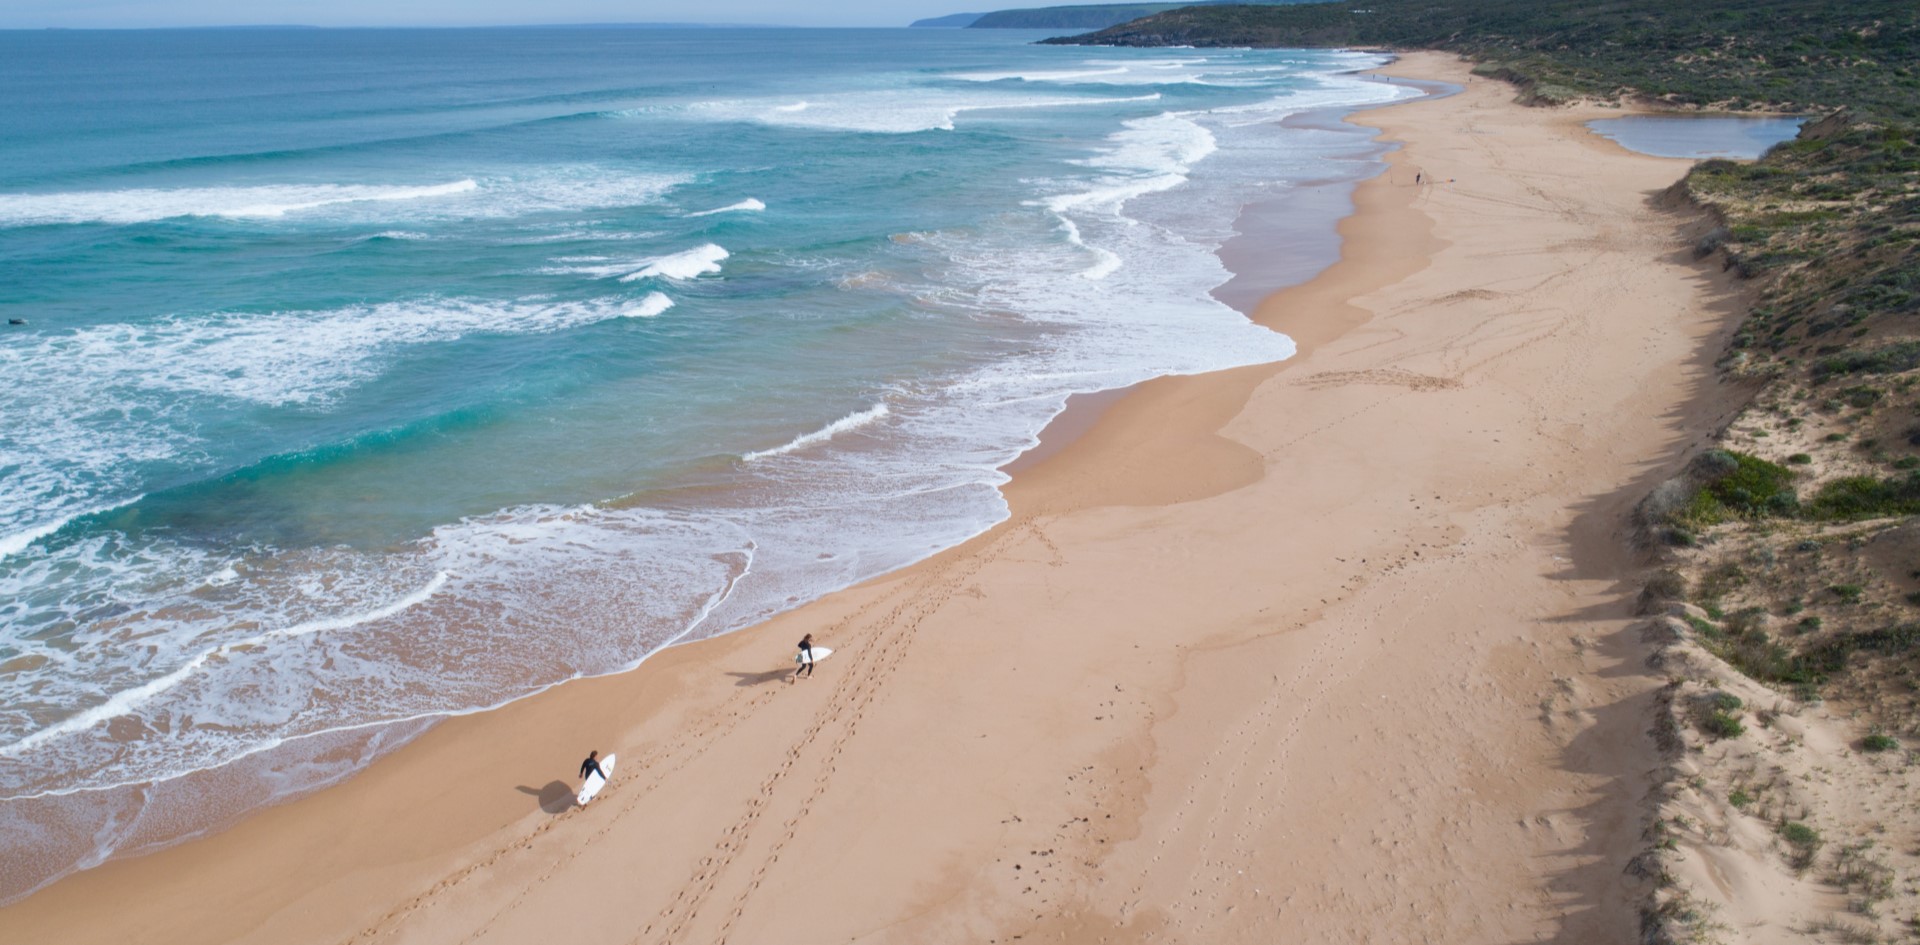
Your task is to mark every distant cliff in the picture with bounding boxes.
[912,0,1315,32]
[908,12,985,27]
[968,4,1185,29]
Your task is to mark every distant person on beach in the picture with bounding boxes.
[791,633,816,682]
[1415,172,1422,185]
[579,750,607,783]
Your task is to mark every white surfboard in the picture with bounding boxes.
[794,646,833,665]
[577,752,616,807]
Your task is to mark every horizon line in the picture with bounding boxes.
[0,22,988,32]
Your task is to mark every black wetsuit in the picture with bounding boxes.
[580,757,606,781]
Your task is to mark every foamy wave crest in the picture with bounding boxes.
[1030,112,1219,277]
[0,180,479,227]
[0,505,756,804]
[688,198,766,217]
[1204,71,1418,128]
[0,572,449,759]
[6,296,637,408]
[951,57,1346,88]
[0,501,140,561]
[953,66,1132,83]
[951,62,1218,86]
[0,295,646,552]
[742,404,891,462]
[0,169,689,229]
[0,518,78,561]
[623,292,674,317]
[477,168,689,218]
[686,92,1161,134]
[618,243,729,281]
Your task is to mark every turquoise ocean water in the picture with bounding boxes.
[0,27,1410,898]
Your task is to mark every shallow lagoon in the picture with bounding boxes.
[1587,115,1806,160]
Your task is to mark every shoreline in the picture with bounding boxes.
[0,64,1417,908]
[1,51,1750,943]
[0,60,1407,906]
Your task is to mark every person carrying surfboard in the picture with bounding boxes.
[579,750,607,783]
[790,633,816,682]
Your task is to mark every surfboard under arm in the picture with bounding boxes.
[576,752,617,806]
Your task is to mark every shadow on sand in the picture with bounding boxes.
[724,667,791,687]
[516,780,576,814]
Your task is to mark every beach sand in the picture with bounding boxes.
[0,52,1751,943]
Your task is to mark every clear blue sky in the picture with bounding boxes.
[0,0,977,29]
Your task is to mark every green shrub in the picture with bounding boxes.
[1842,386,1886,408]
[1806,471,1920,520]
[1704,710,1746,739]
[1788,452,1813,464]
[1797,623,1920,680]
[1831,583,1866,603]
[1780,821,1821,846]
[1684,614,1724,640]
[1813,341,1920,382]
[1644,569,1687,602]
[1709,691,1744,712]
[1781,820,1824,871]
[1861,733,1899,752]
[1678,450,1799,526]
[1729,789,1753,808]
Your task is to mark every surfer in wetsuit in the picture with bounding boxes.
[580,750,607,783]
[790,633,815,682]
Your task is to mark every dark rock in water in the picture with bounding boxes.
[7,318,24,325]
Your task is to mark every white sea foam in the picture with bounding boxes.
[0,180,478,226]
[952,66,1133,83]
[952,57,1313,88]
[4,296,638,409]
[0,295,647,553]
[617,243,729,281]
[0,506,757,805]
[687,198,766,217]
[622,292,674,317]
[0,517,78,560]
[742,404,891,462]
[0,571,449,758]
[0,170,688,228]
[684,92,1162,134]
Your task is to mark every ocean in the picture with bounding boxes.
[0,26,1412,900]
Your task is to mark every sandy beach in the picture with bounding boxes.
[0,51,1752,943]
